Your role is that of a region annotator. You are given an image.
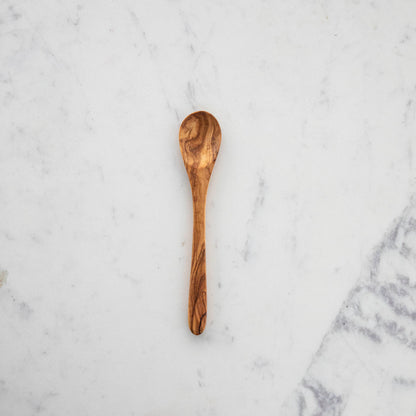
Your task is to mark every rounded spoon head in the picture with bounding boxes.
[179,111,221,172]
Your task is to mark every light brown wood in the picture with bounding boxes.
[179,111,221,335]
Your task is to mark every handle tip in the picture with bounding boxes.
[189,312,206,335]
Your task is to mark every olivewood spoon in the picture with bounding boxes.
[179,111,221,335]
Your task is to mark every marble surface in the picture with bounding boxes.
[1,1,416,415]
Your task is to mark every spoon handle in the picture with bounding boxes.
[188,182,208,335]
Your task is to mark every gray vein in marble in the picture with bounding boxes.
[127,7,179,120]
[281,199,416,415]
[128,9,150,52]
[242,173,266,262]
[186,81,196,110]
[301,379,344,416]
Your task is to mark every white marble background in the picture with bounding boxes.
[1,1,415,415]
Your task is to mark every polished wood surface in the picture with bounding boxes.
[179,111,221,335]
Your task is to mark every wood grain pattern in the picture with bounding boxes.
[179,111,221,335]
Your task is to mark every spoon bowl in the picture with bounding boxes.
[179,111,221,171]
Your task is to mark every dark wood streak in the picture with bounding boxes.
[179,111,221,335]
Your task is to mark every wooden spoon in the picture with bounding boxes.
[179,111,221,335]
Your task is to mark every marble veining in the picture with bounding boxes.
[282,200,416,415]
